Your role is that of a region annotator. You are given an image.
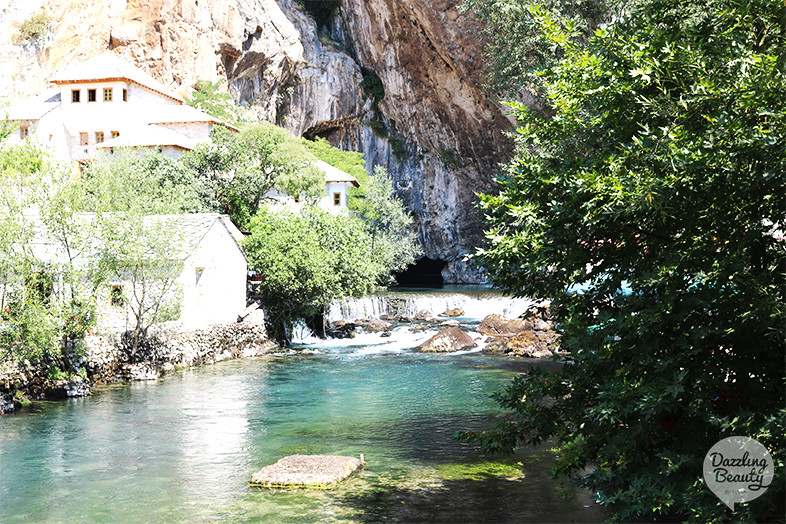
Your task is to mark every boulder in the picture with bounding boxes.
[417,327,477,353]
[364,319,393,332]
[327,322,357,339]
[482,330,557,358]
[477,314,526,335]
[440,308,464,317]
[0,391,17,414]
[380,314,396,321]
[250,454,365,489]
[397,315,413,323]
[414,309,434,321]
[43,378,91,400]
[439,319,460,328]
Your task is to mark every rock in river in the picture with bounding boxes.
[476,314,526,335]
[417,327,476,353]
[250,455,365,489]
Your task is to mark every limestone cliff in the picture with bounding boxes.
[0,0,512,283]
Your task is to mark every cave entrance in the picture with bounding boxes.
[392,257,446,288]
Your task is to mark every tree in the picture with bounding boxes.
[245,207,382,341]
[304,137,421,277]
[184,79,244,126]
[462,0,785,521]
[83,151,197,360]
[353,166,421,278]
[459,0,608,97]
[183,123,323,229]
[0,143,61,364]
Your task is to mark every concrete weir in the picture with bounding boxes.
[250,455,366,489]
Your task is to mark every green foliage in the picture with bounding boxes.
[459,0,607,96]
[185,79,244,125]
[183,123,323,229]
[83,150,201,215]
[367,118,388,138]
[303,136,370,210]
[360,71,385,106]
[245,207,380,339]
[352,166,421,278]
[12,11,52,48]
[440,148,461,168]
[464,0,785,521]
[302,138,420,279]
[388,136,406,160]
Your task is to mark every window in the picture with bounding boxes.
[293,195,300,203]
[103,88,113,101]
[111,130,120,139]
[19,126,28,140]
[123,89,127,102]
[71,89,80,103]
[333,192,341,206]
[88,89,97,102]
[110,286,124,307]
[79,132,88,145]
[95,131,104,143]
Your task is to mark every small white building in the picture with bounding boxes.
[25,213,248,334]
[6,53,235,161]
[263,159,360,214]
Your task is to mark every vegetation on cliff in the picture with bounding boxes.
[463,0,785,521]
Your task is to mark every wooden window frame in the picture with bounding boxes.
[123,89,128,102]
[111,131,120,139]
[71,89,80,103]
[95,131,104,143]
[103,88,113,102]
[79,132,89,146]
[19,126,28,140]
[87,88,97,102]
[333,192,341,206]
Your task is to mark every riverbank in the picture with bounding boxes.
[0,313,276,414]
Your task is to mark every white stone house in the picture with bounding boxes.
[6,53,235,161]
[263,159,360,214]
[25,213,248,334]
[6,53,361,213]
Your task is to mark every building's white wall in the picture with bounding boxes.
[127,83,180,106]
[156,121,212,140]
[321,181,351,214]
[178,221,247,328]
[60,80,129,109]
[262,182,353,215]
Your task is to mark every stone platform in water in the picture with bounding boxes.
[249,455,365,489]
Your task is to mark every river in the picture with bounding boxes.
[0,289,607,523]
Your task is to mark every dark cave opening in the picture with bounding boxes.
[392,257,446,288]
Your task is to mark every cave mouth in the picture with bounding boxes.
[392,257,446,288]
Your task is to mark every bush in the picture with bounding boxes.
[12,12,51,48]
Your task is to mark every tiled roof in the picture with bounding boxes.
[316,160,360,187]
[49,53,183,103]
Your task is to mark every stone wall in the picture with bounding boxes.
[0,315,275,414]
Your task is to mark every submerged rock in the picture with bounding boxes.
[417,327,477,353]
[0,391,17,414]
[250,454,365,489]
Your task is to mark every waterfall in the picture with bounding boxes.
[327,291,539,323]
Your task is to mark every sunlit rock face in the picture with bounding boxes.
[0,0,512,283]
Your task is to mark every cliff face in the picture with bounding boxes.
[0,0,511,283]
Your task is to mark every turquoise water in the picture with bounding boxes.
[0,341,605,523]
